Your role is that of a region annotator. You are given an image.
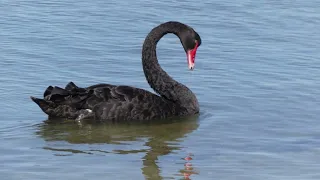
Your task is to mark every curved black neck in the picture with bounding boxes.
[142,22,199,114]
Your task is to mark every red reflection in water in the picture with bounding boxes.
[179,153,198,180]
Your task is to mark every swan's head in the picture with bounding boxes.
[181,29,202,70]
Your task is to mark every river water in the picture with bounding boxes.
[1,0,320,179]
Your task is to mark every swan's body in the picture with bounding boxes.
[31,21,202,122]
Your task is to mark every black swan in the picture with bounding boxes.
[30,21,202,122]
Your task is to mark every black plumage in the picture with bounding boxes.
[31,21,202,122]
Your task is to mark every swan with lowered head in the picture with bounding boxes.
[31,21,202,122]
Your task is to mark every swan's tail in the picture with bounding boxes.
[31,82,94,120]
[30,96,55,114]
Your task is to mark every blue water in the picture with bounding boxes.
[1,0,320,179]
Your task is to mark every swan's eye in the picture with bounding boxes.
[194,32,201,46]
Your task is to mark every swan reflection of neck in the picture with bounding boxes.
[36,115,200,179]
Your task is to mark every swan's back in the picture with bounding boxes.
[31,82,181,122]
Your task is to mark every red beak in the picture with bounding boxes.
[187,41,199,70]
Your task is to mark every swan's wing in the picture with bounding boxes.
[90,85,176,121]
[31,82,175,121]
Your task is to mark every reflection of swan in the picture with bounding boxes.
[35,115,200,179]
[31,21,202,122]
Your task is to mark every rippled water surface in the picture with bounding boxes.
[1,0,320,179]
